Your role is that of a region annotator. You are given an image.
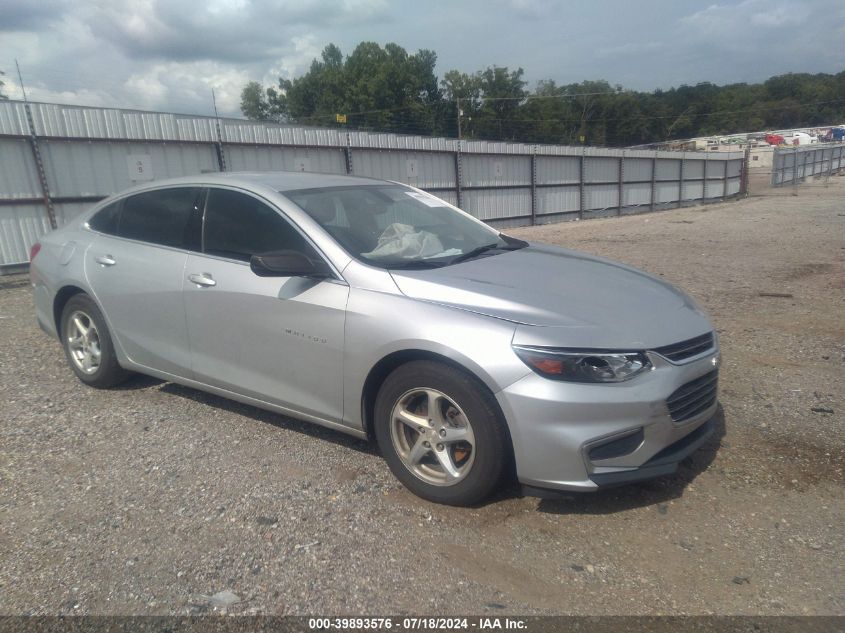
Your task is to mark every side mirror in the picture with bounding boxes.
[250,250,332,278]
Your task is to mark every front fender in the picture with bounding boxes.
[342,287,529,429]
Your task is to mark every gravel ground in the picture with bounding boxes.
[0,177,843,616]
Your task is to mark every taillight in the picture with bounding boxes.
[30,242,42,261]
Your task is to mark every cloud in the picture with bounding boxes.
[123,61,252,113]
[1,0,843,118]
[87,0,391,63]
[0,0,70,32]
[678,0,812,41]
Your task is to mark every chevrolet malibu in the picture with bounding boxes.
[31,172,719,505]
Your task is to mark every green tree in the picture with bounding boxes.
[242,46,845,146]
[247,42,442,134]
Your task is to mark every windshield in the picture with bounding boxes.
[284,184,525,269]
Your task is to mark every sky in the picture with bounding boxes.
[1,0,843,118]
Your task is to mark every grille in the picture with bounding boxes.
[654,332,715,362]
[666,370,718,422]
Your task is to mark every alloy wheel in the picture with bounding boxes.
[65,310,102,375]
[389,387,476,486]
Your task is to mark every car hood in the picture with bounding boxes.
[389,243,713,349]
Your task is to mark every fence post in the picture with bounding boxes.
[344,132,353,175]
[771,148,780,187]
[454,141,463,209]
[23,103,57,230]
[650,154,657,211]
[741,147,750,197]
[677,153,685,208]
[212,113,227,172]
[578,149,585,220]
[617,152,624,216]
[530,148,537,225]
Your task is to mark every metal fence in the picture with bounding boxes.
[0,99,746,270]
[771,144,845,186]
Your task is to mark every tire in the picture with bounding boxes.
[374,360,510,506]
[60,293,130,388]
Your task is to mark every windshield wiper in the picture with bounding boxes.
[448,243,502,265]
[449,237,523,264]
[386,260,448,270]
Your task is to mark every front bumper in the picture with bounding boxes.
[496,349,719,492]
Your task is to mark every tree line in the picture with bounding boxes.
[241,42,845,147]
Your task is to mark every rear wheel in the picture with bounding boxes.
[60,294,130,388]
[374,360,510,505]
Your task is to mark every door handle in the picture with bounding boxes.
[188,273,217,287]
[95,255,116,267]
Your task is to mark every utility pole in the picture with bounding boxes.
[15,58,28,102]
[456,97,462,140]
[211,88,227,172]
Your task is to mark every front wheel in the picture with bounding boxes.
[60,294,130,388]
[374,360,510,506]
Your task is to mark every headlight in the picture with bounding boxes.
[512,346,652,383]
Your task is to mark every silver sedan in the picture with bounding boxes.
[30,172,720,505]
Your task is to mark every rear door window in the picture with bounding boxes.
[117,187,203,249]
[203,188,316,262]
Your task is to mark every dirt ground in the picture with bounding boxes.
[0,176,843,616]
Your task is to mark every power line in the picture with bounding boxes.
[287,96,845,128]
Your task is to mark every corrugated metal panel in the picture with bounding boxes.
[349,130,458,152]
[423,189,458,207]
[225,145,346,175]
[0,101,28,135]
[462,140,532,155]
[462,188,531,220]
[656,181,680,203]
[623,183,652,206]
[585,147,625,158]
[656,159,681,180]
[623,158,652,182]
[536,156,579,185]
[54,201,97,226]
[124,112,178,140]
[584,157,619,183]
[488,216,533,229]
[352,149,456,188]
[705,159,726,179]
[584,184,619,210]
[537,186,579,215]
[40,140,218,197]
[0,139,41,199]
[0,202,52,266]
[682,181,704,200]
[704,180,725,198]
[177,118,217,142]
[625,149,657,159]
[684,159,705,180]
[726,177,741,196]
[462,155,530,187]
[726,159,742,178]
[535,144,580,157]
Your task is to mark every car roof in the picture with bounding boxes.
[123,171,390,193]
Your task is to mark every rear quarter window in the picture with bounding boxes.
[87,200,122,235]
